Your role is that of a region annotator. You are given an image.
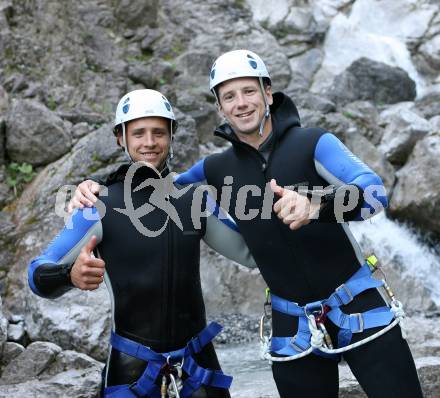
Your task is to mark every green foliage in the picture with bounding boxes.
[47,95,57,111]
[5,162,37,196]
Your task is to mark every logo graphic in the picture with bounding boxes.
[114,162,192,237]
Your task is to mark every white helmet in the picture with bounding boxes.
[114,89,176,128]
[113,89,177,165]
[209,50,270,92]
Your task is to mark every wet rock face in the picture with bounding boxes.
[328,57,417,105]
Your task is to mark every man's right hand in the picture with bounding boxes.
[70,236,105,291]
[67,180,101,213]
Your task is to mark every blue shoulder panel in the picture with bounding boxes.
[314,133,388,219]
[174,159,206,185]
[205,192,239,232]
[28,207,100,296]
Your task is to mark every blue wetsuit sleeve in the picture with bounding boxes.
[174,159,207,185]
[314,133,388,221]
[28,207,102,299]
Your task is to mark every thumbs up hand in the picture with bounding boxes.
[70,235,106,291]
[270,179,320,230]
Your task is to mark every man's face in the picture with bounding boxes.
[217,77,273,137]
[118,117,171,169]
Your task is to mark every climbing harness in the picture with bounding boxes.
[259,255,407,363]
[104,322,232,397]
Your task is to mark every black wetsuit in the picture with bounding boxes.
[29,164,256,397]
[176,93,423,397]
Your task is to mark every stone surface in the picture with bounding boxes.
[379,103,431,165]
[328,58,417,105]
[5,99,72,166]
[344,132,396,192]
[0,343,103,397]
[389,133,440,237]
[0,342,25,370]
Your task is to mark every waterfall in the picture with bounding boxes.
[350,213,440,304]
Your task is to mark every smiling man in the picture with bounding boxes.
[175,50,422,397]
[28,89,257,398]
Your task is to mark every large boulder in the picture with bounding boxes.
[379,103,431,165]
[328,58,416,105]
[389,133,440,237]
[5,99,72,167]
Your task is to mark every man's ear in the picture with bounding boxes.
[265,85,274,106]
[117,133,123,148]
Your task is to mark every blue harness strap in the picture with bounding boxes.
[104,322,232,398]
[270,261,396,357]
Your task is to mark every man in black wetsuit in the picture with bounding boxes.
[28,89,257,398]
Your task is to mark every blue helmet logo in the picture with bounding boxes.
[210,68,216,79]
[123,104,130,113]
[247,54,257,69]
[164,101,171,111]
[123,97,130,104]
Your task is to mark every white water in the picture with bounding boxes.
[349,212,440,304]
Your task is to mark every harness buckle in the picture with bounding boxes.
[335,283,354,305]
[350,313,364,333]
[304,301,324,318]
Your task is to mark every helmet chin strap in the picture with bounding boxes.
[258,76,270,137]
[165,120,174,172]
[122,122,134,163]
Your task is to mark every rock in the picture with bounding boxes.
[175,91,222,146]
[6,322,24,344]
[344,133,395,192]
[0,121,5,167]
[389,133,440,237]
[5,99,72,167]
[379,103,431,165]
[71,122,90,142]
[0,296,8,352]
[2,74,28,94]
[0,344,103,397]
[291,92,336,114]
[200,243,266,316]
[0,342,25,370]
[418,35,440,72]
[415,92,440,120]
[300,110,357,143]
[128,58,175,89]
[114,0,159,29]
[169,108,200,173]
[341,101,383,144]
[0,341,61,384]
[0,86,7,114]
[289,48,324,88]
[430,115,440,132]
[328,58,417,106]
